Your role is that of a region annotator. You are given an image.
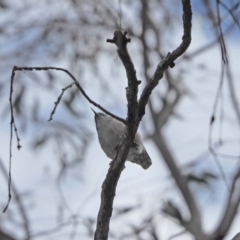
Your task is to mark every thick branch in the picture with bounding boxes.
[95,1,192,239]
[139,3,201,235]
[152,132,206,239]
[138,0,192,120]
[107,31,139,129]
[95,30,140,240]
[94,130,133,240]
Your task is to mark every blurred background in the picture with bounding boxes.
[0,0,240,239]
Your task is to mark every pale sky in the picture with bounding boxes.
[0,6,240,240]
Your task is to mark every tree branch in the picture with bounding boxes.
[0,158,30,239]
[95,30,140,240]
[138,0,192,120]
[139,0,204,238]
[107,31,139,129]
[94,129,133,240]
[152,132,206,239]
[4,65,127,212]
[12,66,127,124]
[48,82,76,121]
[210,167,240,239]
[94,1,192,239]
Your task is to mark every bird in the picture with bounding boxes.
[91,109,152,169]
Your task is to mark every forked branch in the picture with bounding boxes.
[3,66,126,213]
[94,1,192,239]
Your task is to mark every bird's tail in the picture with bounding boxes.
[135,148,152,169]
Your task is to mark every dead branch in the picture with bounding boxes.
[3,65,127,213]
[11,66,126,124]
[94,0,192,239]
[48,82,76,121]
[210,167,240,239]
[138,0,192,120]
[0,159,30,239]
[95,30,140,240]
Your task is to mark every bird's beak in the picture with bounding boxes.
[91,108,97,116]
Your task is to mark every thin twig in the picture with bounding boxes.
[210,166,240,239]
[185,22,235,59]
[209,147,230,191]
[0,159,30,239]
[208,62,230,191]
[4,66,127,213]
[138,4,203,234]
[218,1,240,29]
[48,82,76,121]
[3,67,21,213]
[25,218,75,239]
[216,0,228,64]
[168,230,187,240]
[12,66,127,124]
[118,0,122,30]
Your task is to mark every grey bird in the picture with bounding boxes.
[92,109,152,169]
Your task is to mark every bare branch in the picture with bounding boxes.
[0,159,30,239]
[138,0,192,120]
[48,82,76,121]
[26,218,75,239]
[210,167,240,239]
[4,65,127,212]
[94,128,133,240]
[95,30,140,240]
[3,67,22,213]
[217,1,240,30]
[94,1,192,239]
[152,132,206,239]
[0,230,15,240]
[208,63,230,191]
[139,2,203,236]
[226,56,240,127]
[168,230,187,240]
[12,66,127,124]
[107,30,139,128]
[216,0,228,64]
[185,22,236,59]
[232,233,240,240]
